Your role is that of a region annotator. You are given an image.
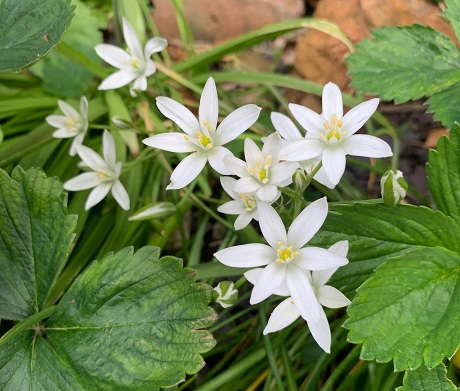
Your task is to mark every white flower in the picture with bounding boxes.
[279,82,392,188]
[95,17,167,96]
[245,241,350,353]
[46,96,88,156]
[223,133,298,202]
[214,198,348,324]
[64,130,130,211]
[142,77,261,189]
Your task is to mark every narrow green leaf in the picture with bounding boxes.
[347,25,460,103]
[396,363,457,391]
[427,122,460,220]
[445,0,460,43]
[0,167,77,320]
[46,247,217,390]
[0,0,76,72]
[345,247,460,371]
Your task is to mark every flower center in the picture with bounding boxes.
[276,241,298,264]
[247,155,272,184]
[196,131,213,148]
[240,193,256,211]
[131,57,141,69]
[65,118,81,132]
[320,114,346,144]
[96,170,111,182]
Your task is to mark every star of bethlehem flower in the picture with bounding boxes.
[279,82,393,188]
[245,241,350,353]
[214,198,349,325]
[46,96,88,156]
[223,132,298,203]
[64,130,130,211]
[142,77,261,189]
[95,17,167,97]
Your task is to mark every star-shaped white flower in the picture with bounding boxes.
[46,96,88,156]
[245,241,350,353]
[64,130,130,211]
[95,17,167,96]
[142,77,261,189]
[214,198,348,323]
[223,132,298,202]
[279,82,392,187]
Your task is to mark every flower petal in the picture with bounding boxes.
[208,146,233,175]
[244,137,264,167]
[286,265,322,323]
[52,128,75,138]
[317,285,350,309]
[216,104,261,145]
[111,180,130,210]
[256,185,279,203]
[289,103,324,136]
[122,17,144,60]
[95,44,131,68]
[98,70,138,90]
[322,82,343,119]
[199,77,219,131]
[257,202,287,248]
[307,307,331,353]
[215,244,275,267]
[288,197,328,248]
[234,212,253,230]
[58,100,80,120]
[142,133,197,153]
[76,145,107,172]
[156,97,200,137]
[263,297,300,334]
[322,147,346,186]
[132,75,147,92]
[250,262,286,304]
[80,96,89,122]
[312,241,349,286]
[144,37,168,57]
[166,152,207,189]
[342,98,379,136]
[341,134,392,158]
[85,183,112,210]
[233,177,261,193]
[268,162,297,185]
[70,133,85,157]
[217,200,246,215]
[271,112,302,142]
[296,247,348,270]
[245,269,290,296]
[64,172,100,191]
[46,115,67,129]
[224,155,248,177]
[220,176,238,199]
[279,139,324,162]
[103,130,117,168]
[261,132,282,159]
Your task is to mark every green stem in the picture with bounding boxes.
[234,276,247,290]
[304,161,322,187]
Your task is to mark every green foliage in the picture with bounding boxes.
[0,0,76,72]
[396,364,457,391]
[0,167,216,390]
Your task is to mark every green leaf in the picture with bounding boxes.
[310,203,460,297]
[0,167,77,320]
[345,247,460,371]
[396,363,457,391]
[0,0,76,72]
[347,25,460,103]
[445,0,460,43]
[427,122,460,220]
[425,83,460,128]
[45,247,216,390]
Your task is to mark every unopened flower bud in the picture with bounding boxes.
[293,168,307,192]
[380,169,408,206]
[111,116,132,129]
[213,281,238,308]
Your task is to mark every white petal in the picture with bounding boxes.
[95,44,131,69]
[80,96,89,122]
[85,183,112,210]
[64,172,100,191]
[312,241,349,286]
[103,130,117,168]
[156,97,200,137]
[271,112,302,142]
[111,180,130,210]
[322,82,343,119]
[322,147,346,186]
[244,137,264,167]
[132,75,147,92]
[245,268,290,296]
[342,98,379,136]
[233,177,261,193]
[250,262,286,304]
[199,77,219,132]
[76,145,107,172]
[144,37,168,57]
[46,115,67,129]
[257,202,287,248]
[122,17,144,60]
[69,133,85,157]
[99,70,138,90]
[215,244,275,267]
[289,103,324,136]
[234,212,253,230]
[223,155,248,177]
[341,134,393,158]
[142,133,197,153]
[307,307,331,353]
[58,100,80,120]
[208,146,233,175]
[217,200,246,215]
[328,240,349,257]
[166,152,207,189]
[261,132,282,159]
[317,285,350,309]
[216,104,261,145]
[313,166,336,189]
[288,197,328,248]
[256,185,279,203]
[268,162,297,185]
[220,176,238,199]
[296,247,348,270]
[286,265,322,323]
[278,139,324,161]
[263,298,300,334]
[52,128,75,139]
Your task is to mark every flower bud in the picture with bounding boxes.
[380,169,408,206]
[213,281,238,308]
[293,168,308,192]
[111,116,132,129]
